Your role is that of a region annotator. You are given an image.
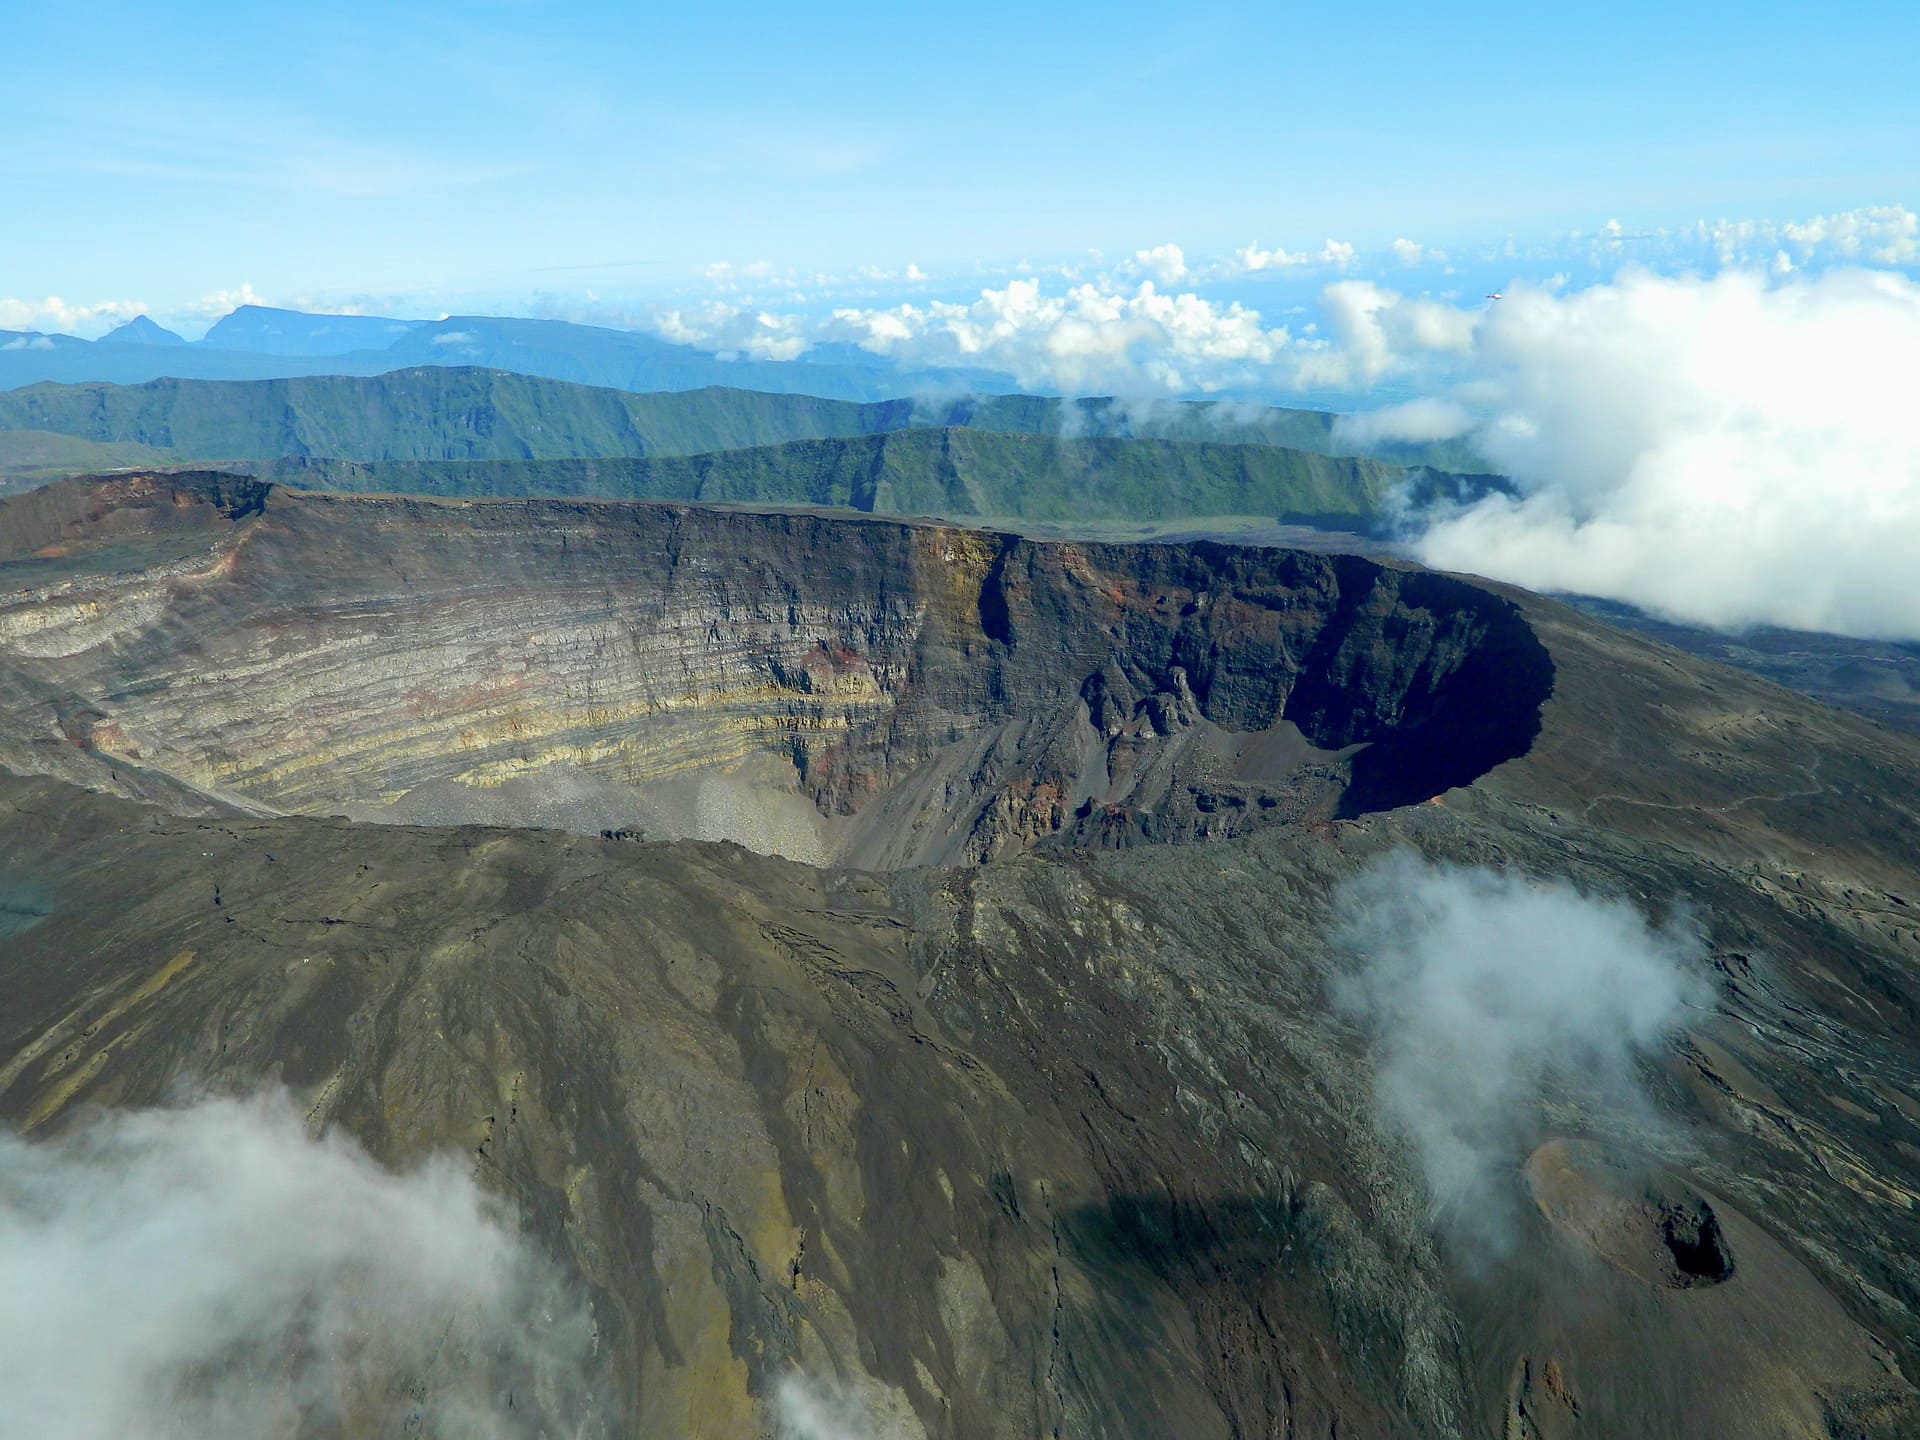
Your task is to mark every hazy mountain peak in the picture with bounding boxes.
[200,304,423,358]
[99,314,187,347]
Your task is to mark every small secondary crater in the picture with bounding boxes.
[1525,1139,1736,1291]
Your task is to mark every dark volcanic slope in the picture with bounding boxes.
[3,473,1920,1438]
[1562,594,1920,736]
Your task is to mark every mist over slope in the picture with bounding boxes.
[1335,855,1710,1243]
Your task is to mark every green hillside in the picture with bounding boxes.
[256,428,1413,527]
[0,429,180,492]
[0,370,894,463]
[0,368,1473,472]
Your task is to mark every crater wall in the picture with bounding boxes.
[0,473,1552,862]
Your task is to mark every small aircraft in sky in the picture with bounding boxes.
[1484,290,1504,301]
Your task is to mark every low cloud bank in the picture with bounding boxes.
[1333,855,1708,1243]
[1330,397,1474,447]
[1408,267,1920,641]
[0,1093,596,1440]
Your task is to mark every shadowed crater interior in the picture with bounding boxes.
[1659,1198,1735,1286]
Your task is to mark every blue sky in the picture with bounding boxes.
[2,5,1918,643]
[4,0,1915,326]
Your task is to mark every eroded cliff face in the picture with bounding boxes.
[0,473,1550,864]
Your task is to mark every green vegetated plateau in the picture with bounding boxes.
[0,366,1468,469]
[0,368,1496,527]
[256,427,1458,528]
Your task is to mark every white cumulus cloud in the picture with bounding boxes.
[1223,237,1358,277]
[0,297,148,338]
[1332,396,1474,447]
[1318,238,1357,271]
[652,301,811,361]
[1129,243,1189,286]
[1410,267,1920,640]
[1232,241,1310,272]
[1291,280,1475,388]
[819,276,1290,393]
[171,283,271,326]
[1698,204,1920,268]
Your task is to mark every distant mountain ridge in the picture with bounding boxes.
[0,367,1469,470]
[199,306,415,356]
[0,304,1015,401]
[250,427,1427,528]
[98,315,187,347]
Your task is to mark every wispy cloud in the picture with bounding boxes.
[1335,854,1708,1245]
[0,295,147,338]
[1,89,528,202]
[817,276,1292,393]
[697,120,906,179]
[0,1092,597,1438]
[524,258,666,275]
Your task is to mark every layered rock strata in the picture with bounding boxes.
[0,473,1551,864]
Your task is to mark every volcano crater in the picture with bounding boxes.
[0,473,1555,865]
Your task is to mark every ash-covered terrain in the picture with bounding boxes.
[2,472,1919,1438]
